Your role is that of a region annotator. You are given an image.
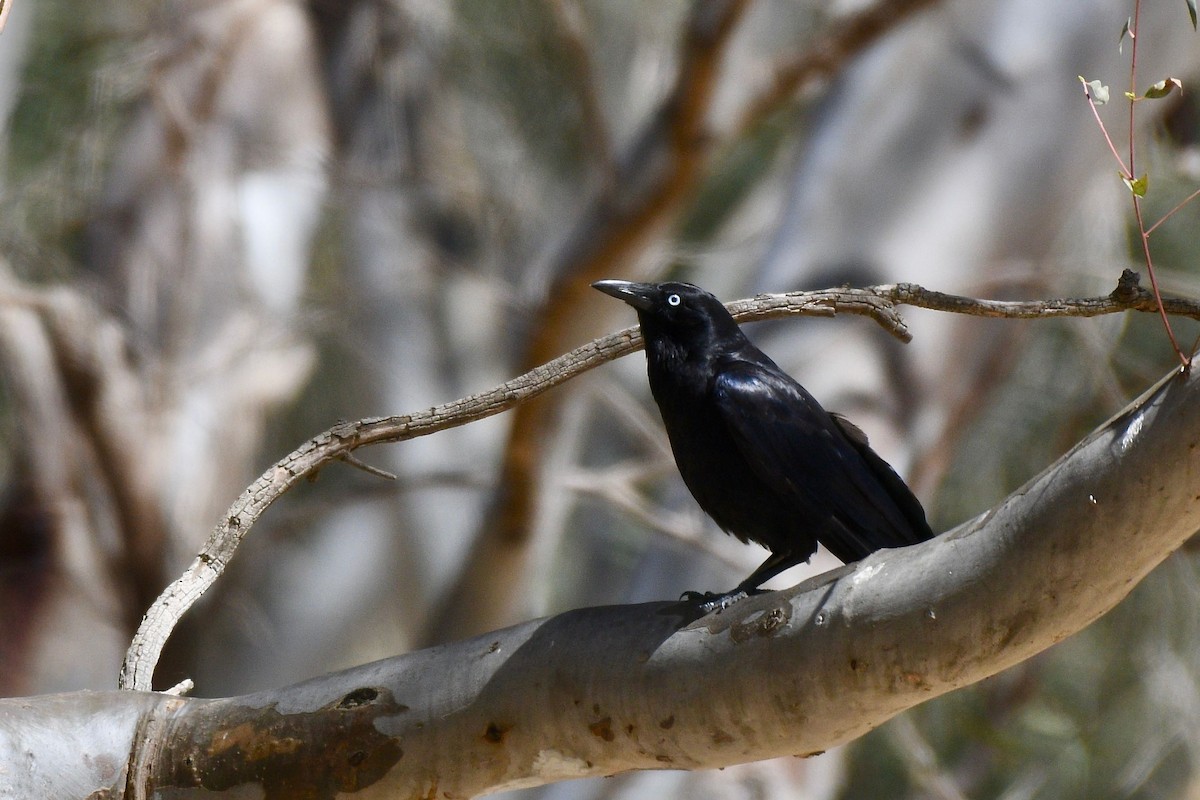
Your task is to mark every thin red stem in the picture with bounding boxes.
[1124,0,1190,368]
[1084,92,1131,176]
[1128,0,1140,180]
[1132,196,1190,366]
[1145,186,1200,236]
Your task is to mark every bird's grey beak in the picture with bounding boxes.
[592,279,656,312]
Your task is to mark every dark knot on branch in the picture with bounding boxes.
[1111,269,1145,304]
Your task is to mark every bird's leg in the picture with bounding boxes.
[733,550,804,595]
[682,550,805,613]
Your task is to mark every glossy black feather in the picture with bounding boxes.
[593,279,934,599]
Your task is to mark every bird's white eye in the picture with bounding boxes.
[667,294,681,307]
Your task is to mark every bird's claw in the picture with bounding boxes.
[681,589,751,614]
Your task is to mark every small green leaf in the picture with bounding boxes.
[1122,173,1149,197]
[1144,78,1183,99]
[1080,77,1110,105]
[1119,17,1132,52]
[1186,0,1198,31]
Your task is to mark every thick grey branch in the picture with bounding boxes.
[120,277,1200,691]
[12,357,1200,797]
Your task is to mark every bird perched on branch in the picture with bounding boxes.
[593,279,934,610]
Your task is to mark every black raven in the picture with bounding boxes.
[593,279,934,608]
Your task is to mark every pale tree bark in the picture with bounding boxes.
[3,341,1198,798]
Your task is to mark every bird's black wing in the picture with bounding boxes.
[827,411,932,547]
[712,359,931,562]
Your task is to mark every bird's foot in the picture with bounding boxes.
[680,589,756,614]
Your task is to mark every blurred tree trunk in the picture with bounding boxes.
[0,0,329,693]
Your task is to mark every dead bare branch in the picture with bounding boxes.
[886,270,1200,322]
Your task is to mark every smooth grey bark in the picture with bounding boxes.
[3,362,1199,798]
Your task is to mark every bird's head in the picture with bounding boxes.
[591,279,743,349]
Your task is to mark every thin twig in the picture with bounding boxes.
[1082,82,1130,177]
[1145,186,1200,236]
[559,466,750,570]
[337,452,398,481]
[120,277,1200,691]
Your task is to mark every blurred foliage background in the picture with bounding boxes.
[1,0,1199,798]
